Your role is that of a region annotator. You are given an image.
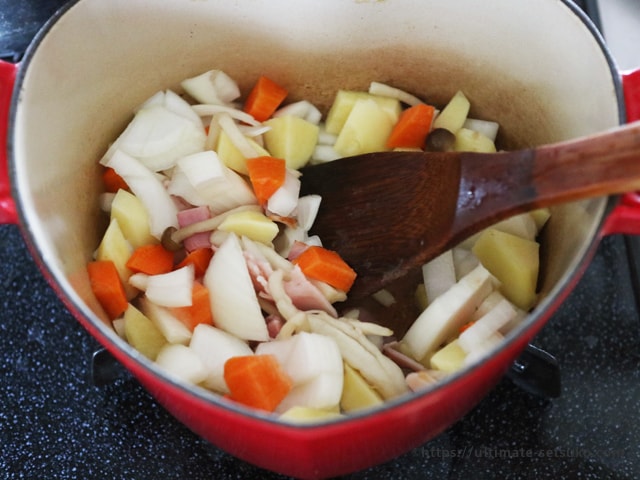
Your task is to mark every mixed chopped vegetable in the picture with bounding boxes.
[89,69,549,422]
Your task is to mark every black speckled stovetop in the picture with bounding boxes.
[2,1,640,479]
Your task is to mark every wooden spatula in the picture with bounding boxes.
[300,121,640,299]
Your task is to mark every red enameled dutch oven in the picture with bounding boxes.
[2,0,640,478]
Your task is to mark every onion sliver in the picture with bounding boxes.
[102,149,179,239]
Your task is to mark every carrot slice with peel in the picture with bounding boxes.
[246,156,286,205]
[224,355,293,412]
[293,245,357,293]
[386,103,436,149]
[243,76,288,122]
[87,260,129,320]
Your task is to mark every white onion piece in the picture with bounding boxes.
[163,89,203,127]
[143,265,195,308]
[205,116,222,151]
[256,332,343,410]
[401,264,495,361]
[273,100,322,125]
[215,112,259,159]
[102,150,179,239]
[104,104,206,172]
[368,81,423,106]
[372,289,396,307]
[452,247,479,280]
[421,250,456,305]
[155,344,208,385]
[139,297,192,345]
[318,128,338,146]
[204,234,269,341]
[99,192,115,213]
[295,195,321,231]
[168,151,257,213]
[189,324,253,393]
[463,332,504,366]
[181,69,241,105]
[267,170,301,217]
[192,104,260,126]
[311,145,340,164]
[458,298,516,354]
[238,124,272,137]
[463,118,500,142]
[128,272,150,291]
[137,90,165,111]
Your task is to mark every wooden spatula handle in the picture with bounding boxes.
[451,121,640,242]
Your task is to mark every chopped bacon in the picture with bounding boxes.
[177,206,212,252]
[283,266,338,317]
[382,341,426,372]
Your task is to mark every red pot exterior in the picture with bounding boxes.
[3,1,640,478]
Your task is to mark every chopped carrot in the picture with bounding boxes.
[246,156,286,205]
[243,75,288,122]
[224,355,293,412]
[175,248,213,278]
[293,245,357,292]
[102,167,129,193]
[459,320,475,334]
[126,244,175,275]
[386,103,436,149]
[170,282,214,331]
[87,260,129,320]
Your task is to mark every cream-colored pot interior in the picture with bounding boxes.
[11,0,620,397]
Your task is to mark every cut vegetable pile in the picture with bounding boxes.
[90,69,550,422]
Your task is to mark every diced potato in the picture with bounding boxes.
[340,363,384,413]
[429,339,466,373]
[432,90,470,133]
[215,130,270,175]
[530,208,551,231]
[95,218,136,299]
[263,115,319,169]
[110,189,156,249]
[491,213,538,241]
[325,90,401,135]
[218,210,279,244]
[123,303,167,360]
[454,127,496,153]
[472,228,539,310]
[333,99,394,157]
[279,406,343,423]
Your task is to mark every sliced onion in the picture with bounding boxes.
[143,265,195,308]
[311,145,340,164]
[215,112,259,159]
[181,69,241,105]
[368,81,423,106]
[155,344,208,385]
[139,296,192,345]
[203,233,269,341]
[463,118,500,142]
[102,149,179,239]
[268,169,301,217]
[296,194,321,231]
[273,100,322,125]
[163,89,203,127]
[192,104,261,126]
[421,250,456,305]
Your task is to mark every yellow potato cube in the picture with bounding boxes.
[123,304,166,360]
[472,228,540,310]
[429,339,467,373]
[279,406,344,424]
[217,210,279,244]
[333,99,394,157]
[454,127,496,153]
[432,90,470,133]
[215,130,270,175]
[263,115,319,170]
[325,90,401,135]
[95,218,136,299]
[110,189,156,249]
[340,363,384,413]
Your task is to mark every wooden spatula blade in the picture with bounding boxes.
[300,151,461,298]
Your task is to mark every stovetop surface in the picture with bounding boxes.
[2,1,640,478]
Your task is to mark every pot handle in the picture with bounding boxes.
[602,69,640,236]
[0,59,18,225]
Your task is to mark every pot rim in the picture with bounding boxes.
[6,0,627,431]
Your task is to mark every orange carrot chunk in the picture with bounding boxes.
[126,244,175,275]
[293,245,357,293]
[386,103,436,149]
[175,248,214,278]
[102,167,129,193]
[243,75,288,122]
[246,156,286,205]
[87,260,129,320]
[170,281,214,331]
[223,355,293,412]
